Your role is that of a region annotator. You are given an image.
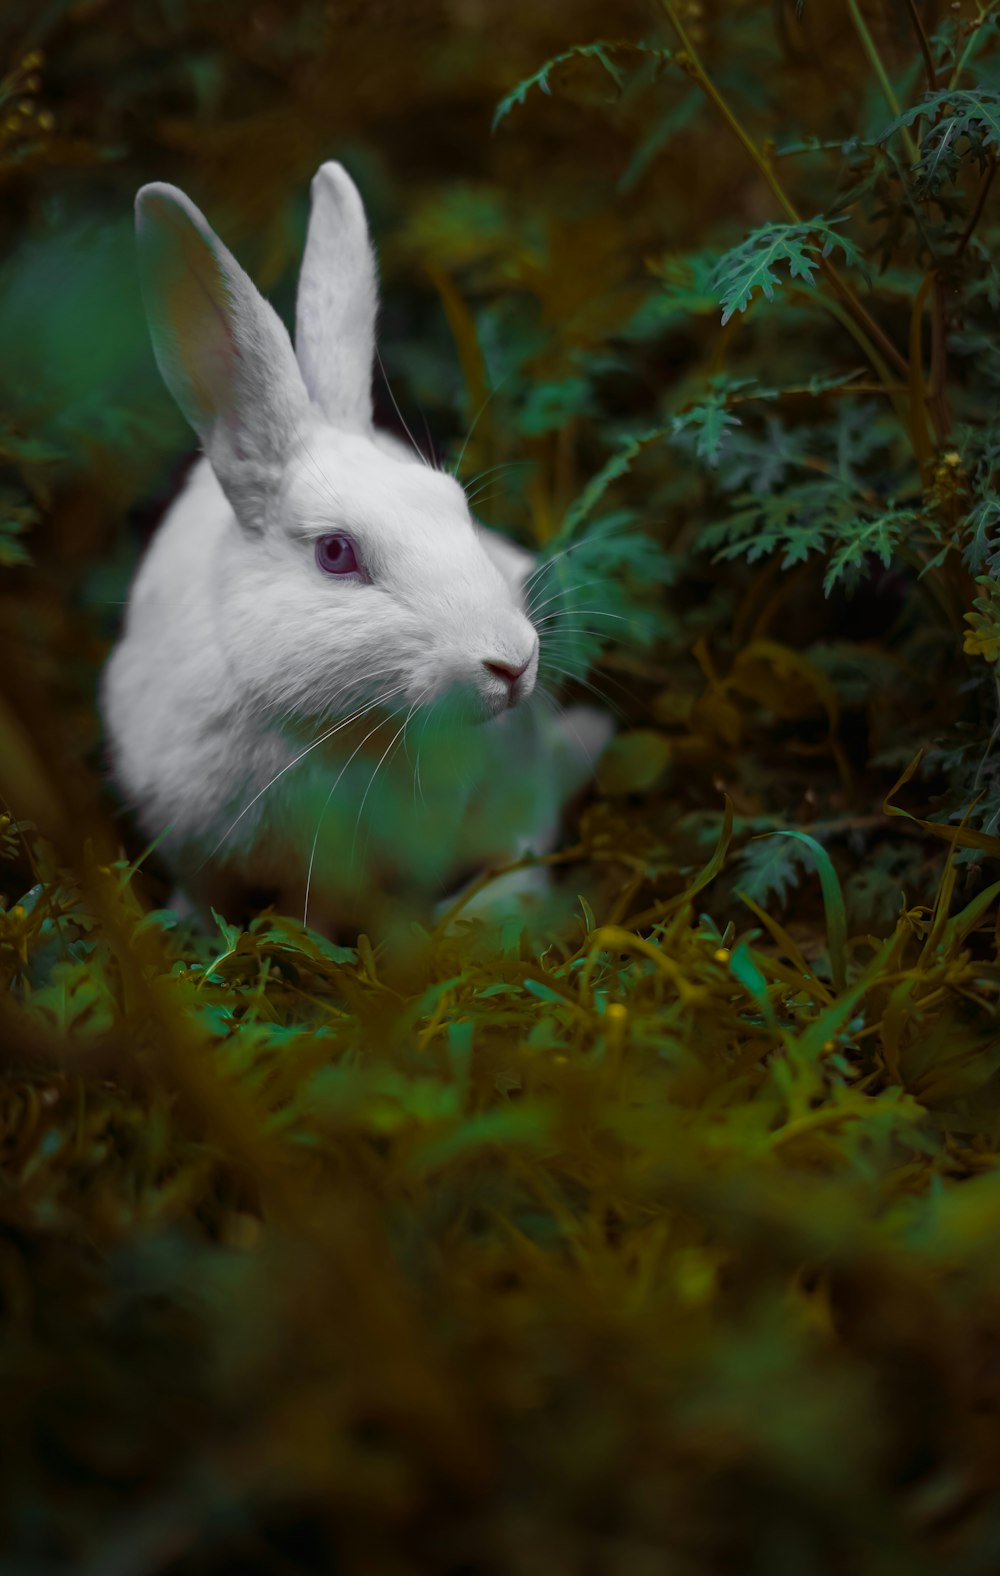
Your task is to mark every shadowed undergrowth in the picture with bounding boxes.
[5,796,1000,1571]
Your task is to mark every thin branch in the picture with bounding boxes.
[903,0,937,91]
[929,275,952,439]
[723,380,910,404]
[949,0,1000,91]
[846,0,920,164]
[956,155,998,257]
[656,0,910,385]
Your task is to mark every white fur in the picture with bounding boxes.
[295,162,378,429]
[103,162,611,924]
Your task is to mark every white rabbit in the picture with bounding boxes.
[102,161,612,934]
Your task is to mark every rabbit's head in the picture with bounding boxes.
[135,164,538,725]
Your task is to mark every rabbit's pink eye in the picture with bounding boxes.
[315,533,360,577]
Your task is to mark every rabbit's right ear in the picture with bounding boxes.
[135,182,310,531]
[295,162,378,430]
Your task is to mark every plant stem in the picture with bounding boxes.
[949,0,1000,90]
[908,271,936,472]
[656,0,909,386]
[725,381,910,404]
[658,4,798,222]
[796,290,912,437]
[956,155,998,256]
[846,0,920,164]
[903,0,937,90]
[930,275,952,438]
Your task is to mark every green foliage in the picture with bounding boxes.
[670,376,746,465]
[491,38,672,131]
[736,828,817,906]
[0,493,33,565]
[709,219,865,325]
[7,0,1000,1569]
[881,86,1000,192]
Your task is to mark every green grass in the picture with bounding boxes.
[3,802,1000,1571]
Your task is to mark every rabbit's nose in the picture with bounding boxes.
[483,658,529,687]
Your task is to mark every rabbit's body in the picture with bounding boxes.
[103,163,610,929]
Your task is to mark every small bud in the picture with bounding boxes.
[21,50,44,70]
[37,110,54,131]
[713,947,731,964]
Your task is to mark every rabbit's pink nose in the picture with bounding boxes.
[483,658,529,687]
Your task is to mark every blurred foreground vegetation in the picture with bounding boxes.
[6,0,1000,1569]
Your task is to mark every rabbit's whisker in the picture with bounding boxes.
[375,344,429,467]
[537,623,628,640]
[540,650,638,709]
[290,417,348,516]
[418,408,438,468]
[521,537,598,598]
[536,661,627,720]
[525,575,605,618]
[411,697,435,809]
[464,459,531,497]
[302,705,406,926]
[465,488,499,511]
[347,707,417,874]
[451,369,514,480]
[535,610,629,627]
[522,515,635,597]
[205,685,407,867]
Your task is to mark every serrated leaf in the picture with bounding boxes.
[561,428,667,534]
[492,40,671,133]
[963,498,1000,573]
[736,835,814,908]
[710,218,864,325]
[672,394,743,467]
[877,88,1000,193]
[822,509,917,595]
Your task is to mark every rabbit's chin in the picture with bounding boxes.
[425,682,527,728]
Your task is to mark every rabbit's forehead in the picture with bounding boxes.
[288,430,471,527]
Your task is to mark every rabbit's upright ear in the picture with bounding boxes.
[135,182,310,530]
[295,162,377,430]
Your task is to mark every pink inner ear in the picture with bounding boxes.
[149,201,241,434]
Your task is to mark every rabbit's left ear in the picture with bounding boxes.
[135,182,311,530]
[295,162,378,430]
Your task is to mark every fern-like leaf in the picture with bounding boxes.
[710,219,864,325]
[561,427,667,534]
[671,393,743,468]
[736,834,815,908]
[492,40,671,132]
[963,498,1000,573]
[821,509,918,595]
[964,574,1000,664]
[878,88,1000,193]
